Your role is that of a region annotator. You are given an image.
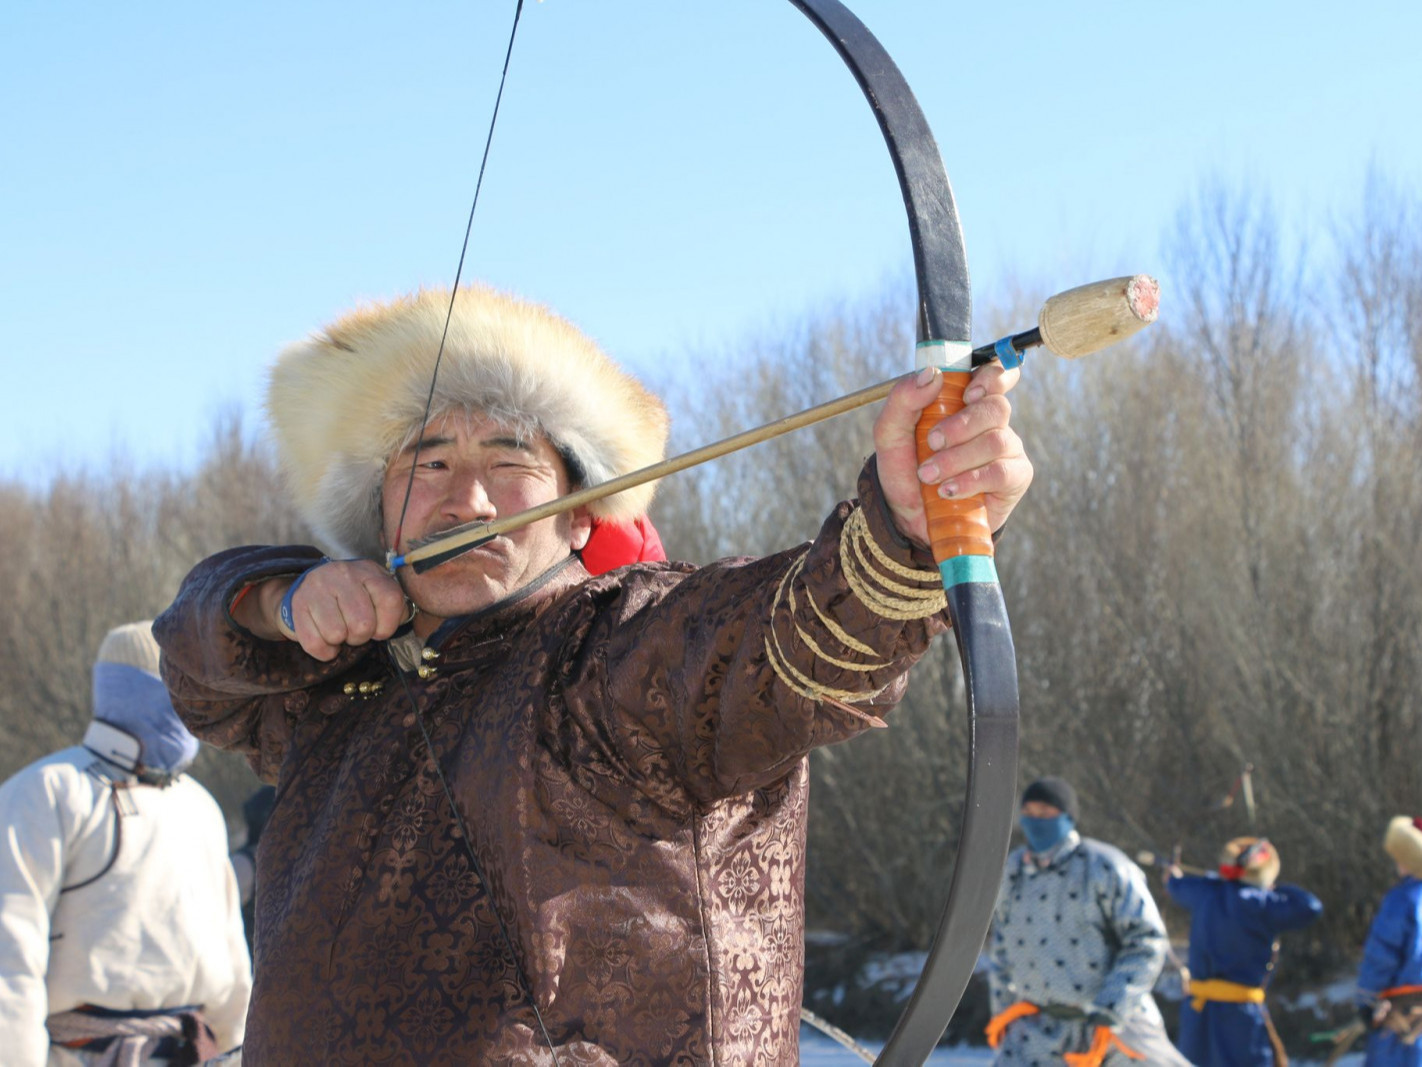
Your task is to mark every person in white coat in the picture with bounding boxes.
[0,621,251,1066]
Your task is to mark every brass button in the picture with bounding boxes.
[417,665,438,680]
[358,682,372,695]
[343,682,357,696]
[421,647,440,662]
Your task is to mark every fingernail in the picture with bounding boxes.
[916,366,939,387]
[917,462,939,482]
[965,385,984,402]
[939,481,958,498]
[927,431,944,451]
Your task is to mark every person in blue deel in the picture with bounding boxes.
[1354,816,1422,1066]
[1165,837,1322,1066]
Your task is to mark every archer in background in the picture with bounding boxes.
[1165,837,1322,1066]
[154,284,1033,1064]
[0,622,251,1065]
[1353,816,1422,1064]
[985,776,1191,1065]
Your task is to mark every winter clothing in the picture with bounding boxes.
[265,285,670,561]
[1385,818,1422,880]
[580,514,667,576]
[230,785,276,950]
[156,461,951,1065]
[987,830,1189,1065]
[91,621,201,779]
[0,622,250,1067]
[44,1005,220,1065]
[1022,776,1080,822]
[1357,875,1422,1066]
[1166,872,1322,1065]
[0,744,250,1065]
[1020,813,1074,854]
[1217,836,1282,889]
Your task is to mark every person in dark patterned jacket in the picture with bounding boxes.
[985,776,1191,1066]
[154,284,1034,1065]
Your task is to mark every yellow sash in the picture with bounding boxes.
[1188,978,1266,1012]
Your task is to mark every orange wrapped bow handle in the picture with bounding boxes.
[915,369,996,564]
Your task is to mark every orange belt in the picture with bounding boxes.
[1382,984,1422,999]
[1063,1025,1145,1067]
[985,1003,1143,1065]
[985,1001,1040,1049]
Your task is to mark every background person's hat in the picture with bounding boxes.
[1219,836,1281,887]
[1021,776,1079,822]
[1385,816,1422,878]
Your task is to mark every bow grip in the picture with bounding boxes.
[915,369,995,564]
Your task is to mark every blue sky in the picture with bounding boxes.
[3,1,1419,479]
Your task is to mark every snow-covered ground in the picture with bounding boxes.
[800,1027,1365,1065]
[799,1028,990,1064]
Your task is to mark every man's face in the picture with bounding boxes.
[381,411,591,634]
[1020,801,1063,819]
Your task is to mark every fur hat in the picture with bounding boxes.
[1219,836,1280,887]
[1385,817,1422,878]
[266,285,670,560]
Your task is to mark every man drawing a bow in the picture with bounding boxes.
[155,284,1033,1063]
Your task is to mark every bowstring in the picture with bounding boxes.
[382,2,561,1060]
[391,0,527,556]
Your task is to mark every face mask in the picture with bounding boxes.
[1019,813,1074,854]
[91,662,200,777]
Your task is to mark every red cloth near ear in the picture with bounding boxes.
[580,515,666,575]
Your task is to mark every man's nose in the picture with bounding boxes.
[442,469,496,522]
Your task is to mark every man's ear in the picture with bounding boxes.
[569,506,594,552]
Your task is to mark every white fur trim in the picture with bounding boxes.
[266,286,669,559]
[1386,816,1422,878]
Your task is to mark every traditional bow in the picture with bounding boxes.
[786,3,1020,1062]
[393,2,1019,1062]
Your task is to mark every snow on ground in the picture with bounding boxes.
[1280,974,1363,1015]
[800,1027,1366,1066]
[799,1028,991,1064]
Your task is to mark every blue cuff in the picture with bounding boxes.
[278,558,329,632]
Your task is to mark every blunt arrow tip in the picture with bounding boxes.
[1126,274,1160,324]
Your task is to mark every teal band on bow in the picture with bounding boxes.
[916,338,973,373]
[939,554,999,588]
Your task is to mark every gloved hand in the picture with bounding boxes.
[1084,1006,1122,1031]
